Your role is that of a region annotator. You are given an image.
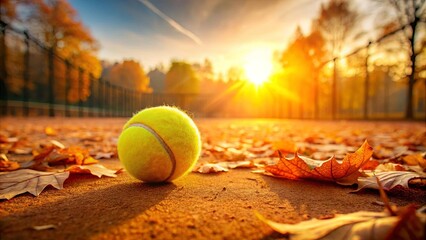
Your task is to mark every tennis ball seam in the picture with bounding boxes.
[126,122,176,182]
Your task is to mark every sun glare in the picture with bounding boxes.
[243,50,273,86]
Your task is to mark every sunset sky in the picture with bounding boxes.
[70,0,376,74]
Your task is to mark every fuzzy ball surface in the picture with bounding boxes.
[117,106,201,182]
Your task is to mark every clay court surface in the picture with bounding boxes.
[1,117,425,239]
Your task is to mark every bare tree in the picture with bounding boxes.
[314,0,363,58]
[378,0,425,119]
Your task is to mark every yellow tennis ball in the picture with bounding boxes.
[117,106,201,182]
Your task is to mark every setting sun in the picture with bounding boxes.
[243,50,273,86]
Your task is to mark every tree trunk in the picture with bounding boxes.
[405,17,418,120]
[0,21,8,116]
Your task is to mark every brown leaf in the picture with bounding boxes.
[264,140,373,185]
[32,145,98,167]
[66,164,118,178]
[403,154,426,169]
[193,163,229,173]
[0,169,69,200]
[32,224,57,231]
[354,171,425,192]
[256,209,425,240]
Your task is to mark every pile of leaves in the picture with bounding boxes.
[1,119,425,201]
[0,122,121,200]
[194,121,426,192]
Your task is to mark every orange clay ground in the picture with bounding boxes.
[1,118,425,239]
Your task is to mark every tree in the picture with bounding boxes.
[280,26,326,118]
[227,66,245,82]
[104,60,151,93]
[165,61,199,94]
[0,0,18,21]
[20,0,101,104]
[377,0,426,119]
[313,0,363,119]
[314,0,362,58]
[0,0,19,114]
[147,67,166,93]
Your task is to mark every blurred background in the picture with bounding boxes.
[0,0,424,120]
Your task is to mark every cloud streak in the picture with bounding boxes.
[138,0,203,46]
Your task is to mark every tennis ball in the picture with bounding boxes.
[117,106,201,182]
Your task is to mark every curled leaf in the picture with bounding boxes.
[354,171,425,192]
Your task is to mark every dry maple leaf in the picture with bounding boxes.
[66,164,118,178]
[256,208,425,240]
[354,171,425,192]
[264,140,373,185]
[0,169,69,200]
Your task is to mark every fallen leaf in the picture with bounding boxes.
[50,140,65,149]
[273,140,297,153]
[94,152,114,159]
[44,127,57,136]
[193,163,229,173]
[403,154,426,169]
[0,154,20,171]
[256,208,425,240]
[354,171,425,192]
[0,136,18,143]
[226,160,256,169]
[361,159,380,170]
[32,224,57,230]
[66,164,118,178]
[375,163,407,172]
[0,169,69,200]
[28,145,99,170]
[264,141,373,185]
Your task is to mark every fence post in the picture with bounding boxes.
[111,84,116,117]
[23,31,30,116]
[98,78,103,117]
[107,81,112,117]
[313,73,319,119]
[89,73,94,117]
[299,87,304,119]
[363,41,371,119]
[122,87,126,117]
[48,47,55,117]
[65,60,70,117]
[0,20,8,116]
[78,67,83,117]
[288,100,292,119]
[332,58,337,120]
[384,73,389,118]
